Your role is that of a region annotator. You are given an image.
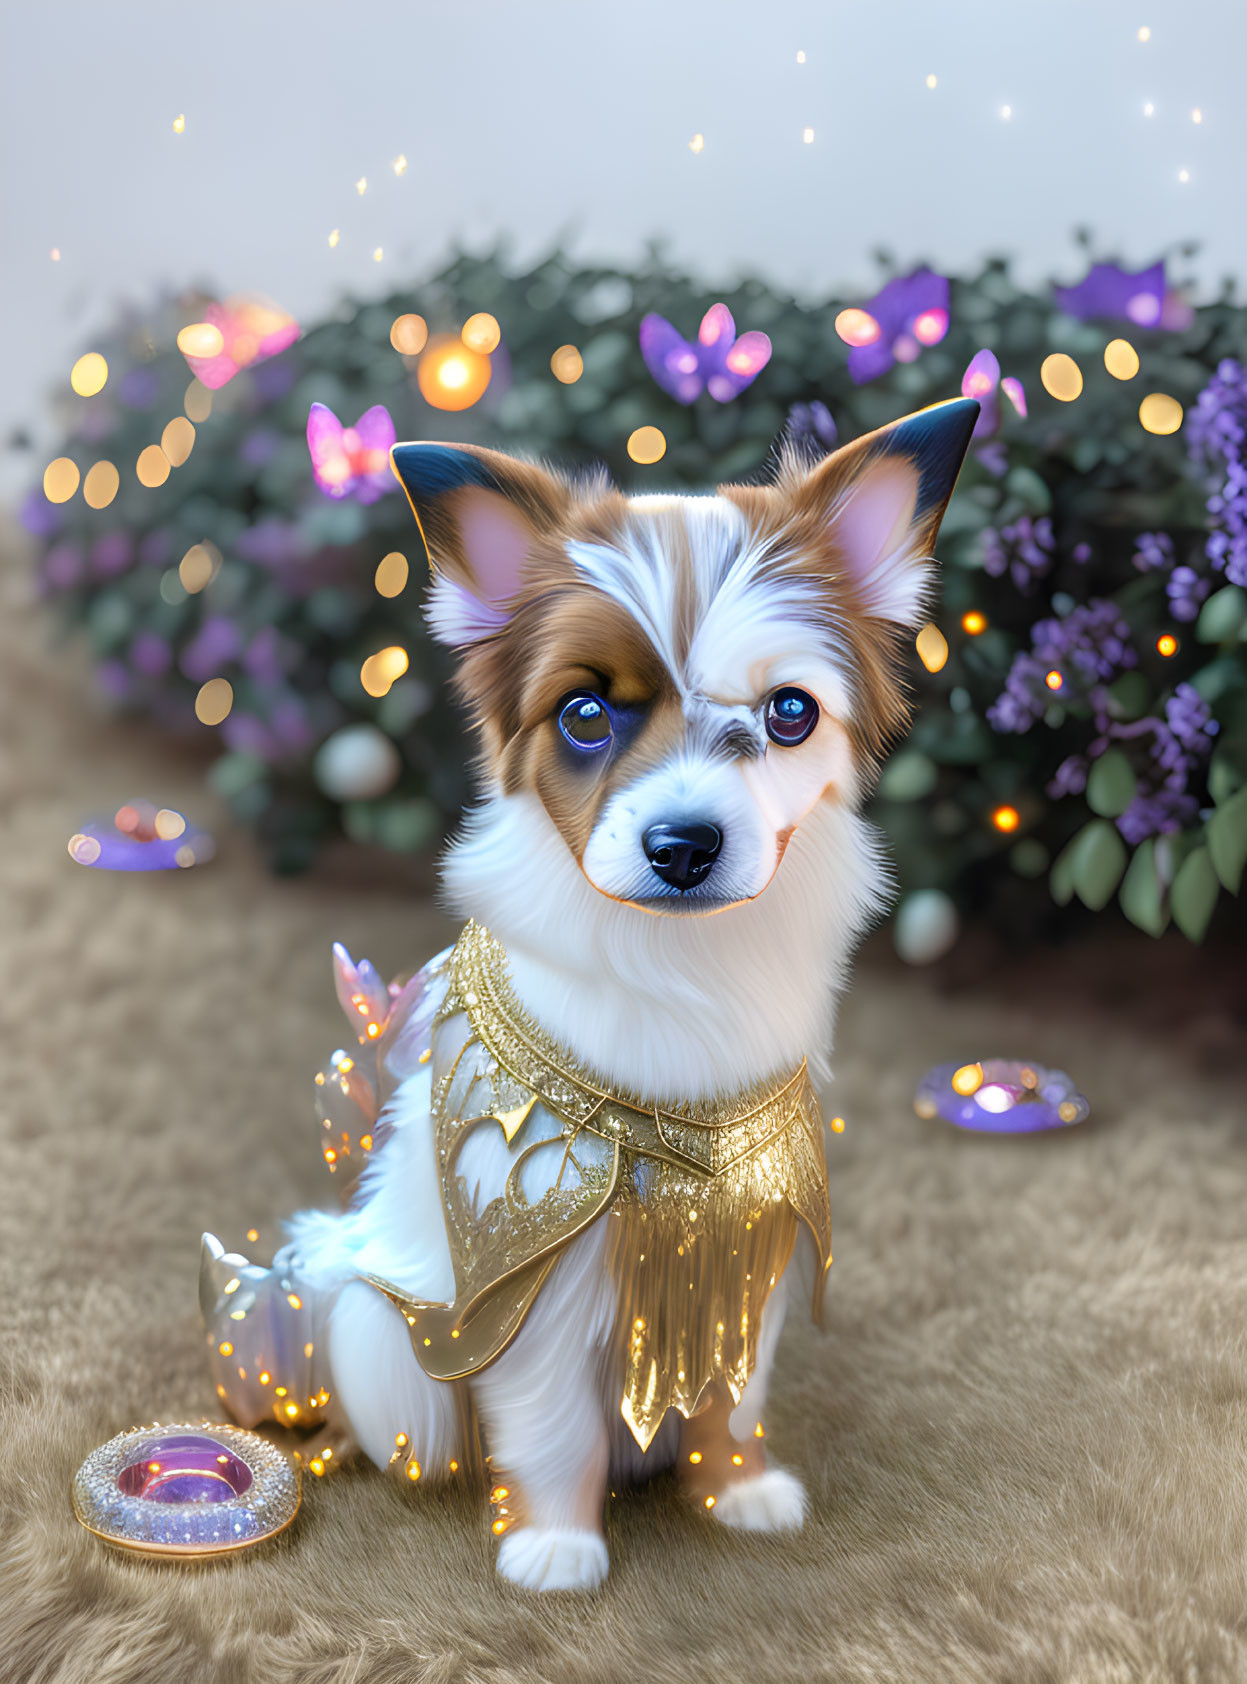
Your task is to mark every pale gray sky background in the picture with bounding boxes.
[2,0,1242,492]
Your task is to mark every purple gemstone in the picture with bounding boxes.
[117,1432,252,1504]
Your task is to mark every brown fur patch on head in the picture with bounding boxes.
[718,466,916,774]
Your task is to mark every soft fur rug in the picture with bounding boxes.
[2,556,1246,1684]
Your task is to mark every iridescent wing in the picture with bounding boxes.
[640,312,703,403]
[306,402,354,498]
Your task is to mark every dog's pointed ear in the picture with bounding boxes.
[390,442,570,646]
[782,397,979,628]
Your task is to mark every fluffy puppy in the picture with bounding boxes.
[201,397,978,1592]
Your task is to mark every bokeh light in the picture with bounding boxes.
[1137,24,1151,41]
[355,176,367,195]
[137,444,171,487]
[689,134,705,153]
[71,353,109,397]
[179,542,221,594]
[43,457,80,503]
[177,323,225,360]
[172,113,186,132]
[961,610,987,635]
[834,308,881,347]
[375,552,409,598]
[1040,353,1083,402]
[951,1063,982,1096]
[912,308,949,346]
[195,678,234,725]
[184,380,213,422]
[1157,633,1179,657]
[68,834,102,865]
[390,314,428,355]
[550,344,583,383]
[83,460,120,509]
[915,623,949,673]
[155,808,186,839]
[1045,669,1063,690]
[992,805,1021,833]
[416,336,492,411]
[461,312,501,354]
[372,247,384,263]
[360,645,409,698]
[925,73,938,89]
[1103,338,1140,380]
[802,127,814,144]
[627,426,667,465]
[393,154,408,174]
[1139,392,1183,435]
[328,229,340,248]
[162,416,196,466]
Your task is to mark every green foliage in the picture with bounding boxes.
[21,245,1247,939]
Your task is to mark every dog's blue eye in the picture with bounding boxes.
[557,693,613,752]
[765,686,819,746]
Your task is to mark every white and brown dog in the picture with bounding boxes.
[200,397,978,1591]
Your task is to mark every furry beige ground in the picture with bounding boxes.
[2,556,1246,1684]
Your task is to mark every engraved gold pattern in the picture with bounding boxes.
[368,921,832,1449]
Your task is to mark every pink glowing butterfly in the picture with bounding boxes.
[961,348,1027,438]
[640,303,772,403]
[306,403,397,503]
[179,295,300,391]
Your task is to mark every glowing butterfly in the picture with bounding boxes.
[1052,260,1192,331]
[306,403,397,503]
[839,267,957,383]
[639,303,771,404]
[178,295,300,390]
[961,348,1027,438]
[836,268,949,384]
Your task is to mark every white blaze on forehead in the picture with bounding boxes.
[566,493,854,718]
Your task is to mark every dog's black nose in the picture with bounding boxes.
[642,822,723,892]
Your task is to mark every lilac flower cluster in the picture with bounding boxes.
[981,516,1055,592]
[1187,358,1247,587]
[1131,531,1175,572]
[988,599,1137,733]
[1045,684,1218,844]
[1166,565,1210,621]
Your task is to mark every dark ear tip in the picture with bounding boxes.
[887,397,980,513]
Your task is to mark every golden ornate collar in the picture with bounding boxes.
[370,920,833,1449]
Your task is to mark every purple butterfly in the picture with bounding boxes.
[307,402,396,502]
[1052,259,1191,330]
[961,348,1026,440]
[639,303,771,404]
[836,268,950,385]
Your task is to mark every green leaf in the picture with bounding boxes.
[1208,748,1244,805]
[878,751,938,802]
[1071,819,1127,911]
[1105,672,1149,721]
[1049,834,1079,907]
[1170,846,1220,942]
[1086,749,1137,817]
[1004,465,1052,513]
[1118,840,1167,937]
[1207,784,1247,893]
[1195,585,1247,645]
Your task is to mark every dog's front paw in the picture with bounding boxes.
[709,1466,807,1532]
[496,1527,609,1592]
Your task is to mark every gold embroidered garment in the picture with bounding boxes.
[368,921,832,1449]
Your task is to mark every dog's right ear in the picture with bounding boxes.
[390,443,569,647]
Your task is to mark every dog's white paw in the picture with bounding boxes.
[710,1466,807,1532]
[495,1527,609,1592]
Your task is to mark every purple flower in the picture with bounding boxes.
[130,632,172,676]
[837,269,949,385]
[989,599,1137,733]
[640,303,771,404]
[961,349,1026,439]
[1118,785,1199,844]
[307,403,397,502]
[20,487,61,537]
[180,615,241,683]
[90,532,134,579]
[119,369,160,409]
[240,428,281,467]
[1132,531,1174,572]
[1053,259,1167,326]
[94,660,133,700]
[1166,565,1210,622]
[1048,755,1088,797]
[784,400,838,455]
[1187,358,1247,587]
[1165,682,1217,753]
[981,516,1055,592]
[42,541,84,591]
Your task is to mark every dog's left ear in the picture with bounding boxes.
[390,442,569,646]
[780,397,979,628]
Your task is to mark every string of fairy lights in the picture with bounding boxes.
[39,18,1211,818]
